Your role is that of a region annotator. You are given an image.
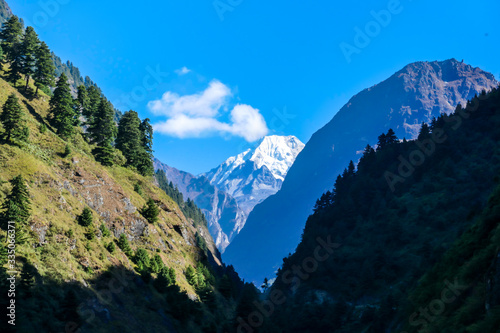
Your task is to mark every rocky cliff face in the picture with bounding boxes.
[223,58,499,284]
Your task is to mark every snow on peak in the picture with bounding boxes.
[249,135,305,181]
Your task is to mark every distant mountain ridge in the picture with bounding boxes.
[155,135,304,252]
[223,58,499,284]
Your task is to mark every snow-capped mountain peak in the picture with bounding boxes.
[204,135,305,186]
[249,135,305,181]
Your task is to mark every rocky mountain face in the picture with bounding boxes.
[155,135,304,252]
[223,58,499,284]
[0,0,12,24]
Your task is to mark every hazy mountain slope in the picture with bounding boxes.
[224,59,499,284]
[154,158,246,252]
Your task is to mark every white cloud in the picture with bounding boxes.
[150,80,268,142]
[175,66,191,75]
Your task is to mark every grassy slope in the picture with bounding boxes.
[0,72,224,331]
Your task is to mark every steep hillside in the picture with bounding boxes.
[224,59,499,284]
[256,87,500,332]
[0,72,247,332]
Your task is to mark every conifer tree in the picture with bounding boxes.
[140,198,159,224]
[84,85,101,126]
[154,266,173,292]
[0,16,22,61]
[49,73,76,138]
[116,110,142,166]
[117,234,133,257]
[89,97,116,144]
[0,16,23,83]
[78,207,93,227]
[76,85,89,116]
[418,123,431,141]
[185,265,196,286]
[88,97,116,166]
[33,41,55,97]
[137,118,154,176]
[1,93,28,143]
[20,26,39,92]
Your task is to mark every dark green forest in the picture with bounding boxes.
[252,88,500,332]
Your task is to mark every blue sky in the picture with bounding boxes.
[9,0,500,174]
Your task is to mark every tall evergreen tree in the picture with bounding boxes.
[0,175,31,235]
[84,85,101,126]
[0,16,24,84]
[116,110,142,166]
[49,73,75,138]
[0,15,22,63]
[137,118,154,176]
[89,97,116,144]
[33,41,55,97]
[76,85,89,116]
[20,26,39,92]
[1,93,28,143]
[418,122,431,141]
[88,97,117,166]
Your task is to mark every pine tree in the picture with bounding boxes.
[76,85,89,117]
[1,93,28,143]
[185,265,196,286]
[89,97,116,146]
[0,16,23,83]
[49,73,75,138]
[140,198,159,224]
[154,266,173,292]
[418,122,431,141]
[20,26,39,92]
[33,41,55,97]
[169,267,176,285]
[117,234,133,257]
[137,118,154,176]
[93,139,115,166]
[116,110,142,166]
[2,175,31,223]
[0,16,23,62]
[84,85,101,126]
[78,207,93,227]
[385,128,398,145]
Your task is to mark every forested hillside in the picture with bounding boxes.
[0,13,259,333]
[256,87,500,332]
